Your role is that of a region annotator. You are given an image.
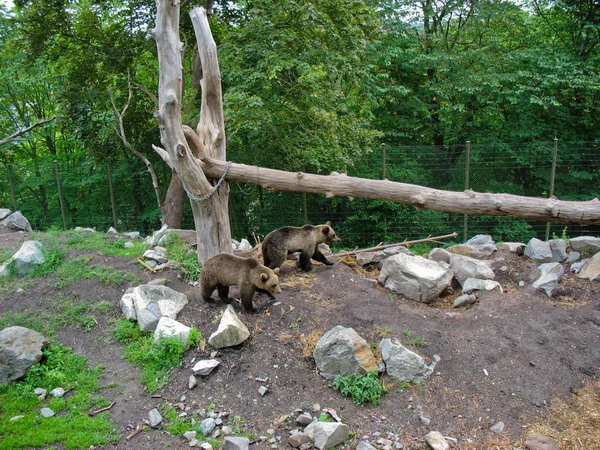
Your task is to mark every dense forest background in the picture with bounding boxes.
[1,0,599,247]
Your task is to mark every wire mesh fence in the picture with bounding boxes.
[2,140,600,247]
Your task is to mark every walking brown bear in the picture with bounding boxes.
[200,253,281,313]
[262,221,340,272]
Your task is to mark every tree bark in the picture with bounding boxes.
[152,1,231,263]
[196,157,600,225]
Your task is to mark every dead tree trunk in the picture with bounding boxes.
[151,2,231,263]
[197,157,600,225]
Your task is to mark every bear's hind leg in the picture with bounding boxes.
[217,285,231,302]
[201,283,216,303]
[240,290,258,313]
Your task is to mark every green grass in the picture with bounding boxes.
[0,342,119,449]
[402,330,429,347]
[331,371,385,405]
[112,318,190,392]
[53,256,139,288]
[166,234,202,283]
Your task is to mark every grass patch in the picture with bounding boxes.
[166,234,202,283]
[53,256,139,288]
[0,342,118,449]
[113,318,191,392]
[402,330,429,347]
[331,371,385,405]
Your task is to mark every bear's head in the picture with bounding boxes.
[259,267,282,295]
[321,221,340,243]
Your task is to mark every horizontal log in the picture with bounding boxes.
[200,158,600,225]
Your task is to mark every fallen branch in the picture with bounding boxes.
[126,426,149,440]
[332,232,458,257]
[136,257,158,273]
[89,401,115,416]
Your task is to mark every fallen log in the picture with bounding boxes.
[195,157,600,225]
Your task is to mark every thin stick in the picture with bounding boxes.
[332,232,458,257]
[126,426,149,440]
[136,257,158,273]
[89,401,115,416]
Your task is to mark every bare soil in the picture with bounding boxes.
[1,228,599,449]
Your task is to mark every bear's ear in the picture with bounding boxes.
[273,268,280,275]
[322,226,330,234]
[326,221,332,226]
[261,273,268,281]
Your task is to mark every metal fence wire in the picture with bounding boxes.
[2,140,599,247]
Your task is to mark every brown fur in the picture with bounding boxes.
[200,253,281,313]
[262,221,340,272]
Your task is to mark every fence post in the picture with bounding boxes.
[545,138,559,240]
[463,141,471,242]
[53,160,67,230]
[7,164,18,211]
[381,143,387,180]
[302,192,308,224]
[107,159,118,229]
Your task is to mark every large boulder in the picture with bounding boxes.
[120,284,189,332]
[532,262,564,297]
[576,252,600,281]
[0,211,32,232]
[208,305,250,349]
[548,239,568,262]
[569,236,600,255]
[0,240,45,276]
[0,326,48,384]
[153,317,191,349]
[449,254,495,286]
[524,238,553,263]
[378,253,453,303]
[313,326,378,381]
[446,242,496,259]
[379,338,438,383]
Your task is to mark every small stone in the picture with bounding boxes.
[9,415,25,422]
[312,403,321,412]
[425,431,449,450]
[40,407,55,418]
[189,374,198,390]
[258,385,268,396]
[34,388,47,399]
[200,418,216,435]
[199,443,213,450]
[222,425,233,435]
[149,408,163,427]
[490,421,505,434]
[184,431,197,441]
[49,387,65,398]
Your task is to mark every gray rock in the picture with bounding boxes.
[0,326,48,384]
[462,278,503,292]
[356,442,377,450]
[305,421,350,450]
[313,326,378,381]
[379,338,437,383]
[466,234,495,246]
[576,251,600,281]
[0,208,11,220]
[549,239,568,262]
[383,246,413,257]
[143,249,168,264]
[1,211,32,232]
[40,407,55,418]
[153,317,191,349]
[0,240,45,276]
[295,412,313,425]
[524,432,560,450]
[34,387,47,399]
[123,231,141,240]
[449,254,495,285]
[258,385,268,396]
[453,293,477,308]
[222,436,250,450]
[496,242,525,254]
[184,431,197,441]
[49,387,65,398]
[490,421,505,433]
[288,432,312,448]
[356,251,386,266]
[378,253,453,303]
[121,284,189,332]
[200,418,217,435]
[446,243,496,259]
[570,258,590,274]
[207,306,250,349]
[524,238,553,263]
[237,239,252,251]
[192,359,220,376]
[568,236,600,255]
[189,374,198,389]
[145,224,170,246]
[428,248,451,264]
[424,431,449,450]
[149,408,163,427]
[532,262,564,296]
[565,251,580,263]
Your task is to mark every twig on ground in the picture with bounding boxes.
[136,257,158,273]
[126,425,148,440]
[89,401,115,416]
[332,232,458,257]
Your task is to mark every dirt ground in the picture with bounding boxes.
[1,227,599,450]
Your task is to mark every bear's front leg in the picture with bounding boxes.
[312,249,334,265]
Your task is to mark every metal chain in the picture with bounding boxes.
[184,161,232,202]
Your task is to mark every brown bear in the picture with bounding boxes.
[262,221,340,272]
[200,253,281,313]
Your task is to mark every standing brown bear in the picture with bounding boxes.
[200,253,281,313]
[262,221,340,272]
